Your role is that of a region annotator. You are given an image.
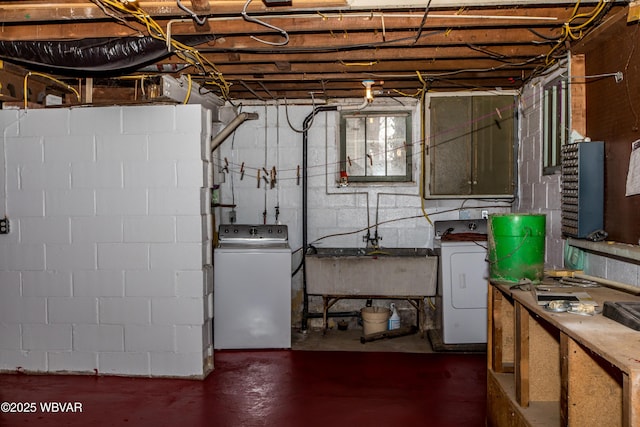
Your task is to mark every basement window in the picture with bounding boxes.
[340,111,412,182]
[543,76,569,175]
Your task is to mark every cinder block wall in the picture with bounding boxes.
[214,100,509,328]
[519,72,640,284]
[517,74,564,269]
[0,105,213,378]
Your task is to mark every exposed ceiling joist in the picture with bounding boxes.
[0,0,627,103]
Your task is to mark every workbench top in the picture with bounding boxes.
[495,281,640,378]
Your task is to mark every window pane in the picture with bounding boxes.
[543,92,550,168]
[341,112,411,182]
[387,116,407,176]
[430,97,472,195]
[543,77,568,175]
[472,96,514,195]
[345,117,366,176]
[366,116,386,176]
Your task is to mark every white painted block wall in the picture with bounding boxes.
[214,100,499,252]
[0,104,213,378]
[519,71,640,285]
[517,73,564,268]
[214,100,512,327]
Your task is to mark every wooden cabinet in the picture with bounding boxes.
[487,282,640,426]
[429,94,516,197]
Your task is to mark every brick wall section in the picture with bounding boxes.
[0,105,213,378]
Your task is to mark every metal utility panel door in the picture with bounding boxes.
[429,95,515,197]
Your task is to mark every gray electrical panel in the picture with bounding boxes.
[561,141,604,238]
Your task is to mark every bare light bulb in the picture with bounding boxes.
[362,80,374,103]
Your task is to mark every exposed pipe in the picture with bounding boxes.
[342,97,370,112]
[300,99,381,330]
[210,112,259,154]
[301,105,338,331]
[322,110,370,245]
[374,192,421,245]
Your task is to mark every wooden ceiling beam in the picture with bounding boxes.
[206,69,527,83]
[186,44,550,64]
[222,77,523,99]
[224,75,522,90]
[0,0,347,22]
[207,58,537,75]
[196,6,584,33]
[0,7,579,41]
[0,22,559,46]
[197,28,557,50]
[189,0,212,32]
[0,31,560,56]
[0,2,623,102]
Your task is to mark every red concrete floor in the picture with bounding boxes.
[0,350,486,427]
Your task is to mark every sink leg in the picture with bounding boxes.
[323,297,328,335]
[419,298,426,338]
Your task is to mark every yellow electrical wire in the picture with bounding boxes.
[184,74,192,104]
[379,71,433,226]
[545,0,606,66]
[339,60,379,67]
[93,0,230,99]
[391,88,423,97]
[23,72,81,109]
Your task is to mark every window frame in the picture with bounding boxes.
[339,110,413,183]
[543,76,570,175]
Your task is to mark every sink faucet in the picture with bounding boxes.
[363,230,382,249]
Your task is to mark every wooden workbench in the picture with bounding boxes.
[487,281,640,426]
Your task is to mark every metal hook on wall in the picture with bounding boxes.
[241,0,289,46]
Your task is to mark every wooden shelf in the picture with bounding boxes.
[567,238,640,263]
[488,372,560,427]
[487,282,640,426]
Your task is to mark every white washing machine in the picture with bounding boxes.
[214,224,291,350]
[435,220,489,345]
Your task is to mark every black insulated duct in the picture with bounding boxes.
[0,34,214,77]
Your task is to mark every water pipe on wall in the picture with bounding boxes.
[301,105,338,331]
[322,108,370,238]
[301,95,378,330]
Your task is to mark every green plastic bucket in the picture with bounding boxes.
[488,214,546,284]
